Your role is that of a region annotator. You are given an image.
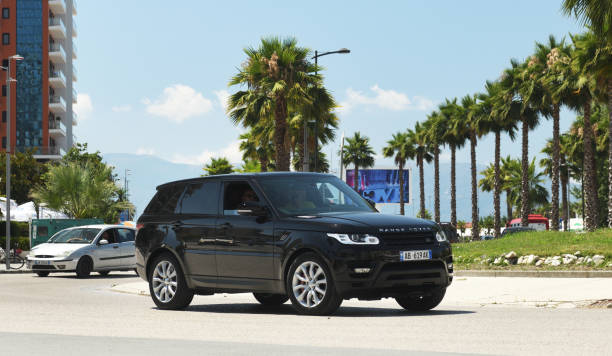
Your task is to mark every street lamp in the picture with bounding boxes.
[2,54,23,270]
[303,48,350,172]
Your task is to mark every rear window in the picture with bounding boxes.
[144,184,185,215]
[177,181,219,215]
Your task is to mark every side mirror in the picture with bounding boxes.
[98,239,109,246]
[237,201,268,217]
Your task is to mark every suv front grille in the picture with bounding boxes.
[380,232,435,247]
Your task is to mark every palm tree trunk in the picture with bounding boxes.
[521,116,530,227]
[551,104,560,230]
[561,156,568,231]
[353,165,359,192]
[274,97,290,171]
[607,79,612,228]
[470,131,479,240]
[434,144,440,223]
[506,189,513,222]
[298,124,305,171]
[493,131,501,238]
[260,155,269,172]
[450,144,457,226]
[419,156,425,218]
[583,99,598,231]
[399,160,405,215]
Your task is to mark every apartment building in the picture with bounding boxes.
[0,0,76,160]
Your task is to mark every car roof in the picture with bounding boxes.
[156,172,336,190]
[64,224,135,230]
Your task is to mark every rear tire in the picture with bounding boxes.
[253,293,289,305]
[98,271,110,276]
[148,253,193,310]
[286,253,342,315]
[36,271,50,277]
[396,287,446,311]
[76,257,93,278]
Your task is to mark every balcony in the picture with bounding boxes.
[72,66,77,82]
[48,0,66,15]
[49,118,66,138]
[49,95,66,114]
[72,111,77,126]
[72,18,77,37]
[49,16,66,39]
[72,0,77,15]
[49,42,66,63]
[72,87,77,103]
[72,42,77,59]
[49,70,66,88]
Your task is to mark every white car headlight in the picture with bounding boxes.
[436,231,447,242]
[60,250,73,257]
[327,233,380,245]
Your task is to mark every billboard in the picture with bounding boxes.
[345,168,410,204]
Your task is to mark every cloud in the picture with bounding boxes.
[214,90,230,112]
[74,93,93,120]
[338,85,434,114]
[142,84,213,122]
[170,140,242,166]
[135,147,156,155]
[112,105,132,112]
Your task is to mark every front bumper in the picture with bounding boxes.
[27,257,78,272]
[328,242,453,299]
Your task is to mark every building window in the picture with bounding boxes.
[2,33,9,45]
[1,111,5,123]
[2,137,5,149]
[2,8,9,19]
[2,85,5,97]
[1,59,7,67]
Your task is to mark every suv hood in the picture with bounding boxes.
[30,243,88,257]
[278,212,437,233]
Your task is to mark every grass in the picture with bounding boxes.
[453,229,612,270]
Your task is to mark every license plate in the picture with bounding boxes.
[400,250,431,261]
[34,260,51,265]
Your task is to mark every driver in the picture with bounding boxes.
[280,186,316,212]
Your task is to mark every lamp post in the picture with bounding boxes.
[303,48,350,172]
[2,54,23,270]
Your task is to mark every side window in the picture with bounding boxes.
[177,181,219,215]
[223,181,260,215]
[116,229,135,243]
[144,184,184,214]
[100,229,117,244]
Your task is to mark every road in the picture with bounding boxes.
[1,273,610,355]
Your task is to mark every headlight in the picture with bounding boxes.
[60,250,73,257]
[435,231,447,242]
[327,233,380,245]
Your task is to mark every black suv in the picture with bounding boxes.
[136,173,453,315]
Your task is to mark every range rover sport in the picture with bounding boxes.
[135,173,453,315]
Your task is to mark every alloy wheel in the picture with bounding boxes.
[152,260,178,303]
[292,261,327,308]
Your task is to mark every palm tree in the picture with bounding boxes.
[562,0,612,42]
[203,157,234,176]
[341,132,375,192]
[407,122,433,219]
[501,156,521,221]
[506,158,550,213]
[239,128,274,172]
[500,59,540,227]
[439,98,468,226]
[383,132,413,215]
[237,159,261,173]
[228,37,320,171]
[424,111,450,223]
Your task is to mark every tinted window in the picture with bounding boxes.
[178,181,219,215]
[223,181,261,215]
[116,229,135,243]
[144,184,184,214]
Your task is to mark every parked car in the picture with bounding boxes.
[136,173,453,315]
[481,235,495,241]
[27,225,136,278]
[501,226,535,237]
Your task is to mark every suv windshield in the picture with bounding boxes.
[48,228,101,244]
[258,175,375,216]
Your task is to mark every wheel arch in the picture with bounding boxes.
[281,246,330,293]
[145,247,191,286]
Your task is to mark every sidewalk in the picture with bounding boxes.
[0,264,31,274]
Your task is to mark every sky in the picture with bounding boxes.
[75,0,585,175]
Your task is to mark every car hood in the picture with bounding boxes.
[278,212,437,233]
[30,243,88,257]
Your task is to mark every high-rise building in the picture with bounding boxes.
[0,0,76,160]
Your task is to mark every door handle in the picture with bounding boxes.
[113,246,119,249]
[198,238,216,245]
[215,238,234,245]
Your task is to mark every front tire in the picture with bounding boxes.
[98,271,110,276]
[396,287,446,311]
[286,253,342,315]
[76,257,93,278]
[253,293,289,306]
[36,271,50,277]
[148,253,193,310]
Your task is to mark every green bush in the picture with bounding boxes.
[0,236,30,250]
[0,221,30,238]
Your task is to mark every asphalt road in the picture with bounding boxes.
[1,272,611,356]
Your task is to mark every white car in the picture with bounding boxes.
[27,224,136,278]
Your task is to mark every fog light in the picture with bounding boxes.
[57,265,65,269]
[354,268,371,274]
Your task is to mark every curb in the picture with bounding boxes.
[0,269,32,274]
[455,270,612,278]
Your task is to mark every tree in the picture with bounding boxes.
[239,129,273,172]
[0,150,46,204]
[416,209,432,220]
[562,0,612,42]
[341,132,375,192]
[383,131,413,215]
[407,122,433,218]
[424,111,450,223]
[237,159,261,173]
[203,157,234,176]
[228,37,322,171]
[505,157,549,213]
[30,162,131,221]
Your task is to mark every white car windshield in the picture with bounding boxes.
[47,228,101,244]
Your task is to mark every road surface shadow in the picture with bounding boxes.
[40,274,139,280]
[178,303,475,317]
